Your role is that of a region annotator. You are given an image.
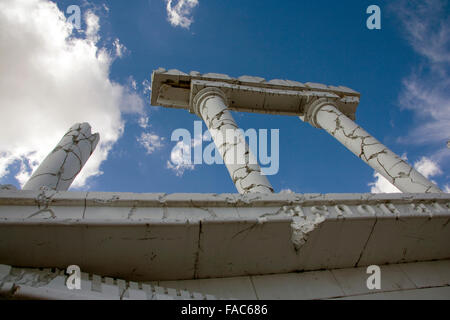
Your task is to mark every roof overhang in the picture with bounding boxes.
[1,189,449,281]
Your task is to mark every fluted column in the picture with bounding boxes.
[193,87,273,194]
[301,98,442,193]
[23,123,100,191]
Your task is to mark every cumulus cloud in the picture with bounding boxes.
[138,132,165,154]
[368,173,402,193]
[165,0,199,29]
[85,9,100,43]
[166,135,204,176]
[113,38,127,58]
[166,140,195,176]
[0,0,143,189]
[369,155,443,193]
[414,156,442,178]
[138,116,150,129]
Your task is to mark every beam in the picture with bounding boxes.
[150,68,360,118]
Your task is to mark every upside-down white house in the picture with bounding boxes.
[0,69,449,300]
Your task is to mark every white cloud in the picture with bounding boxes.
[138,132,164,154]
[279,188,294,194]
[129,77,137,90]
[85,10,100,43]
[138,116,150,129]
[15,159,31,188]
[113,38,127,58]
[395,0,450,65]
[393,0,449,173]
[368,173,402,193]
[165,0,199,29]
[413,156,442,178]
[0,0,143,189]
[444,185,450,193]
[166,140,195,176]
[142,79,152,95]
[0,155,14,179]
[166,134,203,176]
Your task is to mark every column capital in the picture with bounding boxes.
[192,87,228,117]
[303,98,338,128]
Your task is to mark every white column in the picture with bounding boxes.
[301,99,442,193]
[23,123,100,191]
[193,87,273,194]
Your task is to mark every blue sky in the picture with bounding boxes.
[0,0,449,194]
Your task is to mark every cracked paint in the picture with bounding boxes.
[291,213,326,251]
[23,123,100,191]
[194,88,273,194]
[151,68,360,119]
[0,190,449,282]
[304,103,442,193]
[269,204,328,251]
[92,194,120,204]
[190,201,217,218]
[28,187,58,219]
[0,267,58,288]
[0,264,219,300]
[354,218,378,267]
[0,185,17,191]
[193,220,203,279]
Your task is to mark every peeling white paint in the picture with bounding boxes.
[0,185,17,191]
[291,215,326,250]
[0,190,449,281]
[290,206,327,250]
[0,264,220,300]
[193,87,273,194]
[23,123,99,191]
[301,101,442,193]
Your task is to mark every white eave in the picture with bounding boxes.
[0,189,449,281]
